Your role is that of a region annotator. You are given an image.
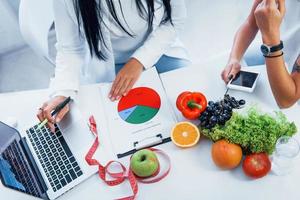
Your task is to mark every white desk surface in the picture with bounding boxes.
[0,58,300,200]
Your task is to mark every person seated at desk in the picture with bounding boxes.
[221,0,300,108]
[37,0,189,131]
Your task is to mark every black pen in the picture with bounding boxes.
[37,97,71,129]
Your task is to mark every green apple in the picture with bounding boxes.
[130,149,159,177]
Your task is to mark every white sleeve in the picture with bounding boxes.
[131,0,187,69]
[49,0,87,98]
[50,90,77,100]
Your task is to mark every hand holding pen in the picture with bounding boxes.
[37,96,71,132]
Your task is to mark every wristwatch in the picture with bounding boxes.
[260,41,284,56]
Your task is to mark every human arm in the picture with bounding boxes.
[221,0,262,82]
[254,0,300,108]
[37,0,87,130]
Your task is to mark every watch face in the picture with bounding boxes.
[261,45,269,55]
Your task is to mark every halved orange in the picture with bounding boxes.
[171,122,200,148]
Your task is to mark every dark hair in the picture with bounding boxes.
[73,0,172,60]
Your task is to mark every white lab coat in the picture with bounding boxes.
[50,0,188,98]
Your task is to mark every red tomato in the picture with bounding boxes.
[242,153,271,179]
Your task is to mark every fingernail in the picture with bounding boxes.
[108,94,112,98]
[116,96,120,100]
[123,93,127,96]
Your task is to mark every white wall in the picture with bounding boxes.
[182,0,253,63]
[0,0,24,55]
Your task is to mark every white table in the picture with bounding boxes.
[1,58,300,200]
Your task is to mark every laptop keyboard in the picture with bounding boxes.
[26,124,83,192]
[2,140,41,197]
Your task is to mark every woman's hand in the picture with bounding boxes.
[109,58,143,101]
[254,0,285,45]
[221,59,241,83]
[37,96,70,132]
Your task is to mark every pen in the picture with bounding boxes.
[37,97,71,130]
[225,74,234,96]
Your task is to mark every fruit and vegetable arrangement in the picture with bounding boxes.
[172,91,298,179]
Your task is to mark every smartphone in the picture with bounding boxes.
[227,70,259,93]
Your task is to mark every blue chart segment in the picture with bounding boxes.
[118,106,137,121]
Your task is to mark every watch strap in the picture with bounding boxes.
[270,40,284,53]
[263,51,284,58]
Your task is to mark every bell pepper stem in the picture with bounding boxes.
[187,101,202,109]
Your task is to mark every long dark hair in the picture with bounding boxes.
[73,0,172,60]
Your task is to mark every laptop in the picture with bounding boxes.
[0,105,97,199]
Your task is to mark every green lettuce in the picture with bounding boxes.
[201,107,297,155]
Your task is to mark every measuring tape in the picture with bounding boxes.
[85,116,171,200]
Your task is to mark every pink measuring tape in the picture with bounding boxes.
[85,116,171,200]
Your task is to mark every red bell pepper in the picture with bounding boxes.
[176,91,207,120]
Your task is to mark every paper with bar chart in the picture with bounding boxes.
[98,68,176,157]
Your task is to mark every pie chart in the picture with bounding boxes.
[117,87,161,124]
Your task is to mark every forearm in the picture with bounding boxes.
[266,56,300,108]
[229,0,263,62]
[229,21,258,62]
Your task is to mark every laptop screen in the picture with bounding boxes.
[0,122,43,198]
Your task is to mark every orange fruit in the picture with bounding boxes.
[211,139,243,170]
[171,122,200,148]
